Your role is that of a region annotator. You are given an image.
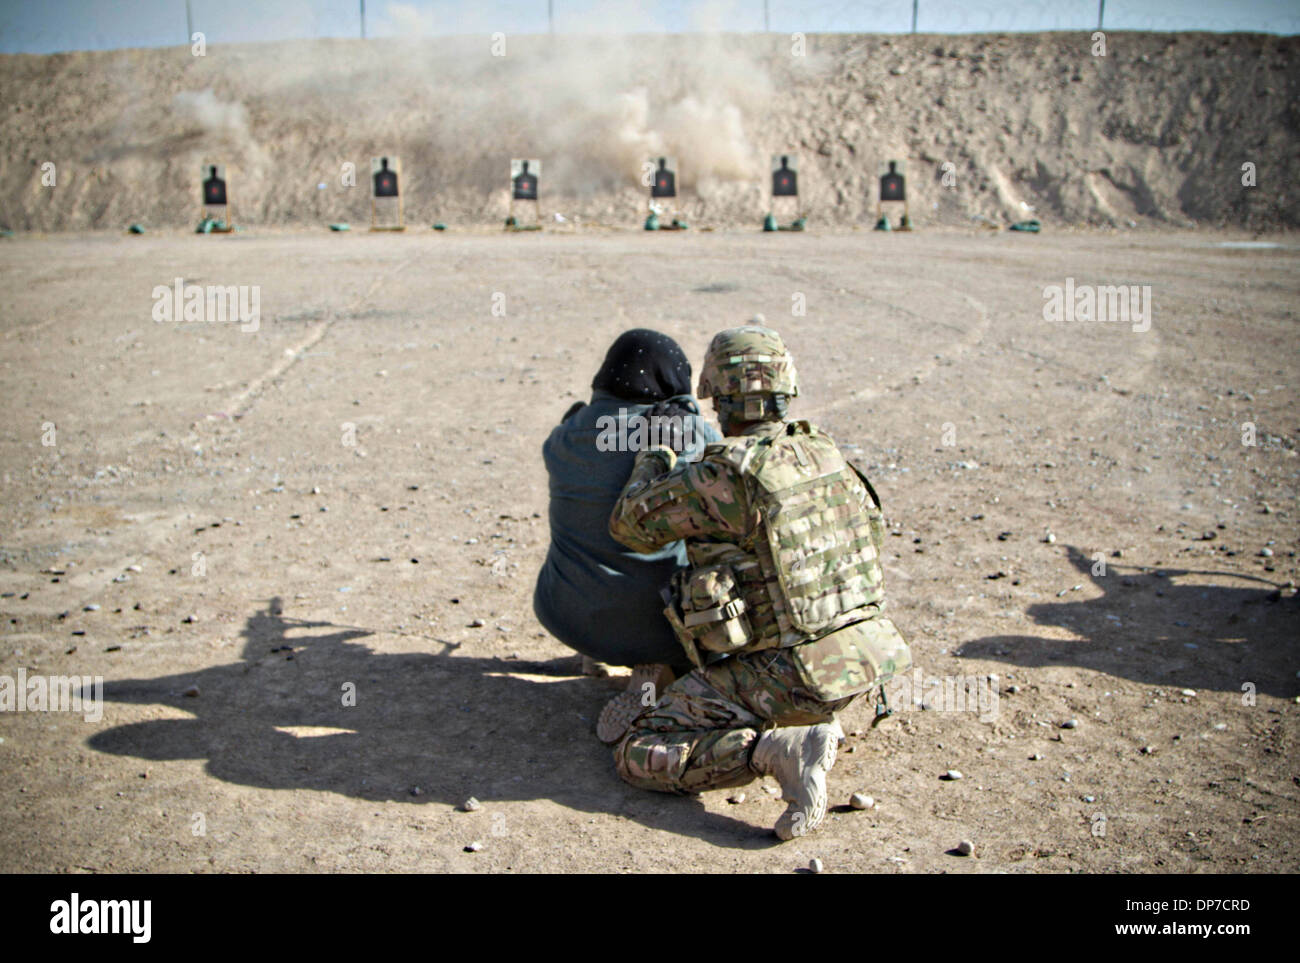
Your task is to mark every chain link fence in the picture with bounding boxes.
[3,1,1297,55]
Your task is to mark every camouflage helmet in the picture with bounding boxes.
[697,324,799,400]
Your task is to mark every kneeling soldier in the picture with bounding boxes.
[608,324,911,839]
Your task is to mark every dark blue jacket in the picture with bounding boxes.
[533,390,720,668]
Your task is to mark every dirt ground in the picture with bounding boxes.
[0,226,1296,873]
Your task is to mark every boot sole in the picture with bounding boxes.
[596,665,674,745]
[596,689,645,745]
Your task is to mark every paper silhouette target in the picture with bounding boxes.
[771,154,798,197]
[879,160,906,202]
[371,156,400,198]
[202,164,228,206]
[649,157,677,199]
[511,159,540,200]
[369,156,405,230]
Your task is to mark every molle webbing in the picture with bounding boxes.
[751,430,885,638]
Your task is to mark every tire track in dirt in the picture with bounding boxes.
[3,317,61,339]
[779,259,1158,419]
[809,291,994,420]
[759,259,993,419]
[196,255,416,428]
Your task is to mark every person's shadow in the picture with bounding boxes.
[955,546,1298,697]
[87,597,779,847]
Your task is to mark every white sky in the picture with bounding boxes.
[1,0,1297,54]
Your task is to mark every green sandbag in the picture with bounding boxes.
[127,224,145,234]
[644,213,660,231]
[329,223,350,231]
[763,213,777,232]
[433,223,447,231]
[1009,219,1041,232]
[874,216,891,231]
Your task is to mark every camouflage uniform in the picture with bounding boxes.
[613,645,856,794]
[608,327,910,800]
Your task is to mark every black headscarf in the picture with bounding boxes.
[591,329,693,403]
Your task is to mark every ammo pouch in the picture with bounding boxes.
[788,616,912,702]
[663,564,755,669]
[849,461,887,558]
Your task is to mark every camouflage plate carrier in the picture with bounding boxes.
[662,419,909,701]
[608,324,911,807]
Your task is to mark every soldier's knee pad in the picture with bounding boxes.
[614,735,692,793]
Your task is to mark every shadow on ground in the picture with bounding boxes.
[86,597,784,848]
[956,546,1299,698]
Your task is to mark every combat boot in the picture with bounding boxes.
[596,664,675,745]
[750,723,838,840]
[829,716,845,747]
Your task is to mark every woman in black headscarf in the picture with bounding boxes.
[589,328,692,403]
[533,330,720,739]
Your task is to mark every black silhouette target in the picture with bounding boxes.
[771,154,798,197]
[512,159,539,200]
[650,157,677,198]
[880,160,905,202]
[202,164,227,206]
[372,157,399,197]
[368,156,405,230]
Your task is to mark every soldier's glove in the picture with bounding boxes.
[625,445,677,491]
[637,444,677,476]
[646,395,700,456]
[619,445,677,504]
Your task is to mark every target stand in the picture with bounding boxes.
[369,156,406,231]
[764,153,805,232]
[198,163,235,233]
[643,156,688,230]
[506,159,543,231]
[875,159,911,231]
